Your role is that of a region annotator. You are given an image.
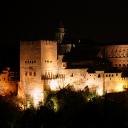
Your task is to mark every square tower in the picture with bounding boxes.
[20,40,58,108]
[20,41,42,107]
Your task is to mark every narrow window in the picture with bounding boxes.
[71,73,73,77]
[25,72,27,76]
[98,74,100,78]
[29,72,32,76]
[34,72,36,76]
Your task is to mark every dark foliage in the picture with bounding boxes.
[1,90,128,128]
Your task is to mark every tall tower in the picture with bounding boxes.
[20,41,43,108]
[20,40,58,108]
[55,21,65,44]
[55,21,73,55]
[41,40,58,76]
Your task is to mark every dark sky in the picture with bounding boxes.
[0,0,128,69]
[4,0,128,41]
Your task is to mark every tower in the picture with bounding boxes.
[20,41,42,108]
[55,21,65,44]
[20,40,58,108]
[55,21,73,55]
[41,40,58,91]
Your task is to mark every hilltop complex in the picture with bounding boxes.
[1,23,128,108]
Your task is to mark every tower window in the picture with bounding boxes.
[25,72,27,76]
[34,72,36,76]
[71,73,73,77]
[98,74,100,78]
[123,64,126,67]
[29,72,32,76]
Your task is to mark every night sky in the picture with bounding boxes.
[0,0,128,70]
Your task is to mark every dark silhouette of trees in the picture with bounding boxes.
[1,88,128,128]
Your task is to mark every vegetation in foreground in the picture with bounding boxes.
[0,87,128,128]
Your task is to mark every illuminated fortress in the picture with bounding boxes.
[0,23,128,108]
[18,24,128,108]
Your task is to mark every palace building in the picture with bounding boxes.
[19,23,128,108]
[0,22,128,108]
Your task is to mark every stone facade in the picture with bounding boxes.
[20,39,128,108]
[19,24,128,108]
[0,67,18,96]
[103,45,128,68]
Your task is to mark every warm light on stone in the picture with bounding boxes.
[31,88,44,108]
[96,87,103,96]
[115,83,124,92]
[50,80,59,91]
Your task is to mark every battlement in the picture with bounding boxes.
[41,40,57,45]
